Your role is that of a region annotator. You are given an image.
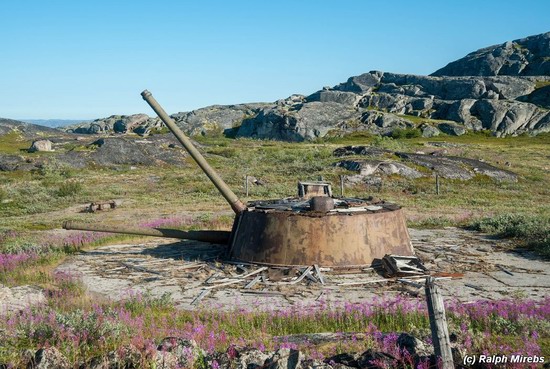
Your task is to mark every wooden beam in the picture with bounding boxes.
[425,276,454,369]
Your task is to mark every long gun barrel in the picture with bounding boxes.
[63,221,231,244]
[141,90,247,214]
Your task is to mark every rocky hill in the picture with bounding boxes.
[0,118,191,171]
[61,32,550,140]
[0,118,65,138]
[432,32,550,76]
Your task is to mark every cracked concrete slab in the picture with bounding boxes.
[54,227,549,310]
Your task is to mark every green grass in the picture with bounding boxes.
[0,132,549,235]
[390,128,421,139]
[0,131,31,154]
[534,80,550,89]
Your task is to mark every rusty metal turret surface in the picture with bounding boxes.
[229,196,413,267]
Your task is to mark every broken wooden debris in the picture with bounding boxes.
[241,267,268,279]
[314,264,325,285]
[398,276,454,288]
[203,267,268,289]
[204,279,244,289]
[191,289,210,306]
[425,276,454,369]
[178,262,206,270]
[119,261,165,276]
[303,268,319,283]
[289,266,313,285]
[236,264,249,274]
[244,275,262,289]
[204,273,220,284]
[240,290,286,296]
[382,254,428,277]
[338,278,390,286]
[397,279,424,288]
[497,264,514,276]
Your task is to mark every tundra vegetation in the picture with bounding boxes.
[1,131,550,367]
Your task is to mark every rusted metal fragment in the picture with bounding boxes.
[310,196,335,212]
[298,181,332,198]
[87,200,121,213]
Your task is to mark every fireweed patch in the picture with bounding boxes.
[1,273,548,368]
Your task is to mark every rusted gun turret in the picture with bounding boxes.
[64,90,415,267]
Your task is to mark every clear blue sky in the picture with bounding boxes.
[1,0,549,119]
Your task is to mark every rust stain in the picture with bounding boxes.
[230,208,414,267]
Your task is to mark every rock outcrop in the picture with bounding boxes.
[236,101,358,141]
[28,139,53,152]
[66,114,161,135]
[334,145,518,182]
[0,118,65,138]
[172,103,269,136]
[432,32,550,77]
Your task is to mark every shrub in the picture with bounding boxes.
[469,214,550,258]
[56,181,82,197]
[370,136,407,151]
[390,128,422,139]
[0,188,7,203]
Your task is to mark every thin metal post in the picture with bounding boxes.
[436,174,440,195]
[425,276,454,369]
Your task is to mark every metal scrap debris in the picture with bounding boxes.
[382,254,428,277]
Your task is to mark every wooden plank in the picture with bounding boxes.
[210,278,241,284]
[397,279,424,288]
[240,267,268,279]
[244,275,262,289]
[497,265,514,276]
[191,289,210,306]
[303,268,319,283]
[425,276,454,369]
[338,278,390,286]
[314,264,325,285]
[179,262,206,270]
[288,266,313,285]
[240,290,285,296]
[119,262,164,276]
[204,267,268,290]
[204,279,244,289]
[265,266,314,285]
[204,273,220,284]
